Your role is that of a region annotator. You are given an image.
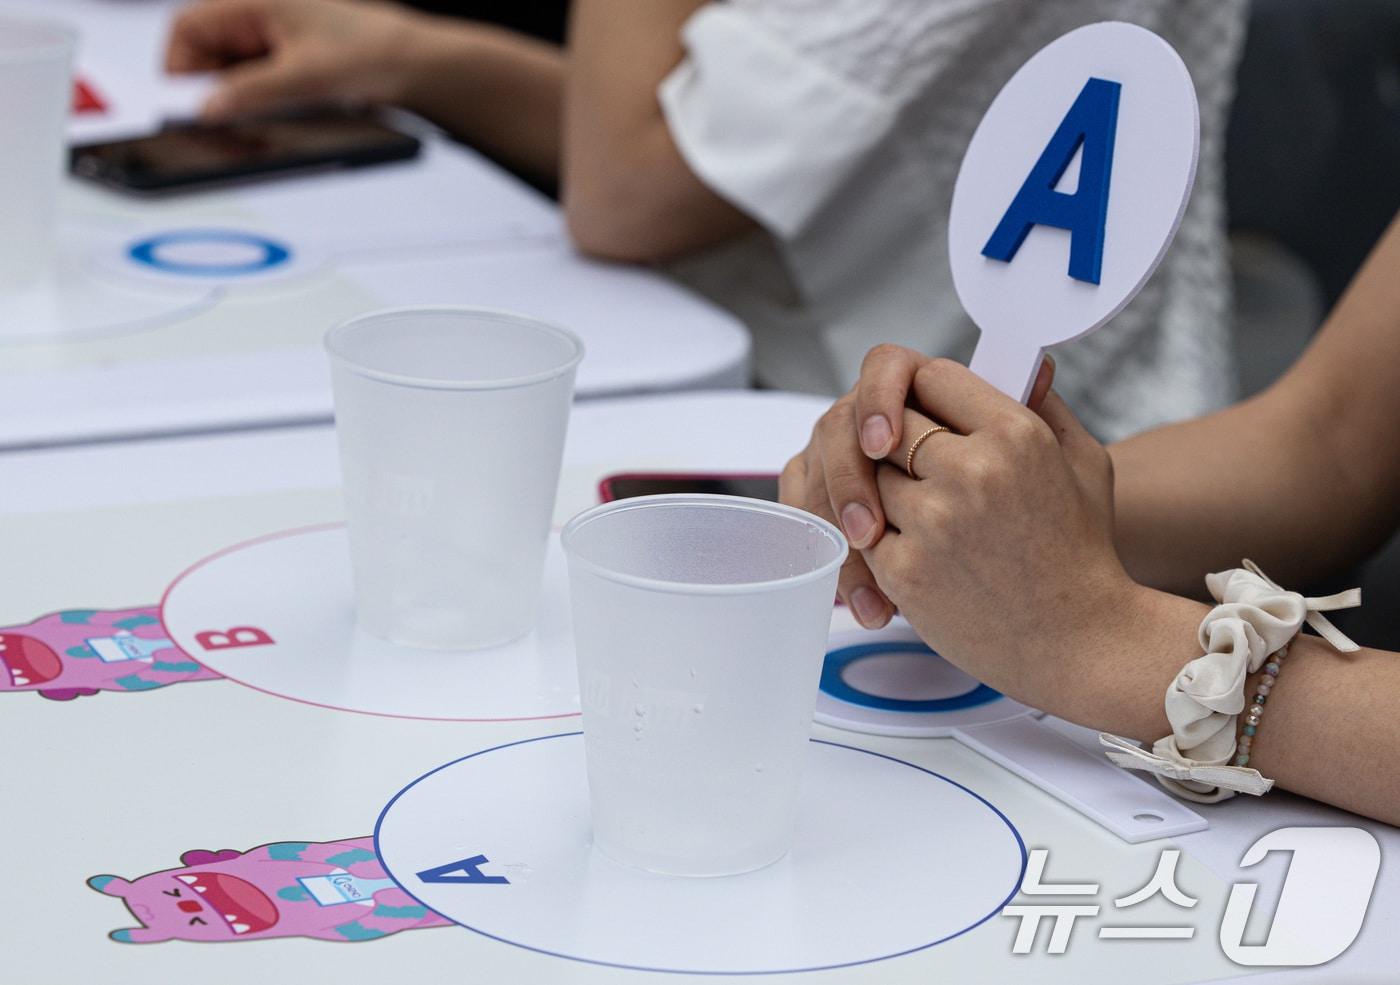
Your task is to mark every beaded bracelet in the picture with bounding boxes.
[1234,641,1288,768]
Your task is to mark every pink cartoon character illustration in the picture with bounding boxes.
[88,838,451,943]
[0,606,221,701]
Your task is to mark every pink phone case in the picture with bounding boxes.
[596,471,781,503]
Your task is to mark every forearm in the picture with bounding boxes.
[395,13,563,181]
[385,0,752,257]
[1111,213,1400,595]
[1241,633,1400,823]
[1108,392,1357,596]
[562,0,753,261]
[1044,586,1400,826]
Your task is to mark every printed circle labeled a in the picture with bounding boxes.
[375,732,1026,974]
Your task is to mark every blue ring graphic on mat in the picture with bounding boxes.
[821,641,1001,712]
[127,229,292,276]
[374,731,1027,976]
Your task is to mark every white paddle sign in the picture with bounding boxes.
[949,21,1200,402]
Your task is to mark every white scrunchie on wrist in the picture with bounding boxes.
[1100,560,1360,804]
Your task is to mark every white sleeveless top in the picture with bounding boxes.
[659,0,1248,440]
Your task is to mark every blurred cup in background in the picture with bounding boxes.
[325,306,583,650]
[0,14,76,289]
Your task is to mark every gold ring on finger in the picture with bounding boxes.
[905,425,952,480]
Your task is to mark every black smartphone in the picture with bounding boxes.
[597,472,781,503]
[70,112,422,195]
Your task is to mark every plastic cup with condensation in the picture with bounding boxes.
[324,306,583,650]
[0,14,75,289]
[562,494,848,877]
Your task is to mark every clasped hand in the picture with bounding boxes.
[779,345,1137,708]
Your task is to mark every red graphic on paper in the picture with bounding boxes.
[73,78,107,114]
[194,626,275,650]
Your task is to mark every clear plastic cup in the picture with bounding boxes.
[325,307,583,649]
[562,494,848,876]
[0,14,76,289]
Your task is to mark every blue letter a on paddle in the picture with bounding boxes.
[981,77,1121,285]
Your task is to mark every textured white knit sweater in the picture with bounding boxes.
[661,0,1248,440]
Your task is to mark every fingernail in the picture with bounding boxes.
[840,502,875,548]
[851,586,889,629]
[860,415,893,457]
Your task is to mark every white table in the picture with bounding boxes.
[2,391,1394,984]
[0,0,750,449]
